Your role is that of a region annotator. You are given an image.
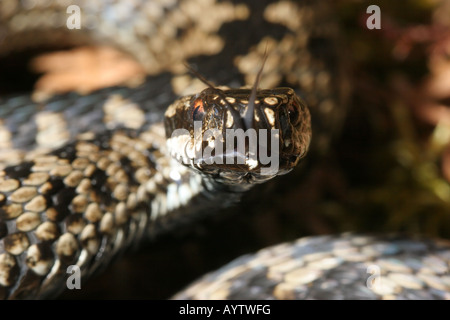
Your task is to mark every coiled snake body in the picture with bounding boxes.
[0,0,449,300]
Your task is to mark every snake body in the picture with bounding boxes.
[0,0,449,300]
[174,234,450,300]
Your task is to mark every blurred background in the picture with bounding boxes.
[2,0,450,299]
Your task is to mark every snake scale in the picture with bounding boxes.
[0,0,450,300]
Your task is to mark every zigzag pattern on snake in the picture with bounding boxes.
[0,0,449,300]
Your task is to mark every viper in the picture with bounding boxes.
[0,0,449,300]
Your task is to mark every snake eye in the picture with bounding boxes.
[192,98,205,121]
[288,100,300,126]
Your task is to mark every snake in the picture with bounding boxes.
[0,0,449,300]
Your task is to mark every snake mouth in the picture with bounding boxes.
[164,87,311,183]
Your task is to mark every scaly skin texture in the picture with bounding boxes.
[3,0,447,301]
[174,234,450,300]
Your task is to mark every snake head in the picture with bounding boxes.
[164,87,311,185]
